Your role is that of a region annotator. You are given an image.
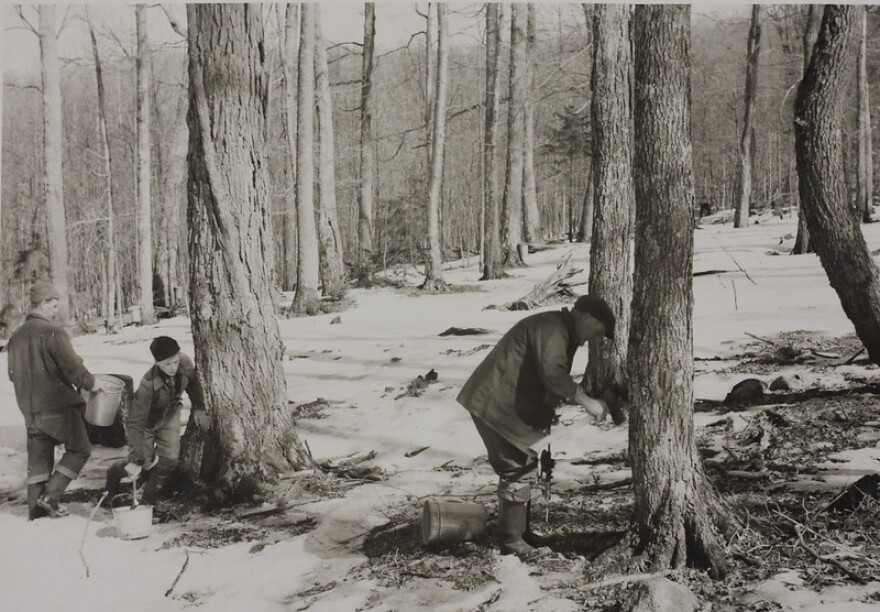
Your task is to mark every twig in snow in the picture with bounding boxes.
[79,491,109,578]
[794,525,868,584]
[165,550,191,597]
[844,347,867,365]
[745,332,779,346]
[577,569,674,590]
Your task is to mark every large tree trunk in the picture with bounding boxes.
[314,13,346,298]
[501,4,528,267]
[280,4,299,291]
[793,5,822,255]
[795,6,880,366]
[856,6,873,224]
[522,4,542,245]
[183,4,311,502]
[290,4,322,316]
[734,5,762,229]
[584,4,634,402]
[357,4,376,280]
[421,3,449,291]
[481,3,504,281]
[86,8,120,327]
[629,4,730,577]
[136,5,156,325]
[38,6,70,323]
[425,3,436,168]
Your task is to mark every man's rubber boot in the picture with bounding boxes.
[105,460,129,498]
[141,457,177,505]
[27,483,48,521]
[497,496,537,557]
[523,500,552,548]
[36,472,72,518]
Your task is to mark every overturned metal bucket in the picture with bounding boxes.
[421,499,486,546]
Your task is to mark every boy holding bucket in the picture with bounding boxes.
[106,336,208,506]
[7,281,108,519]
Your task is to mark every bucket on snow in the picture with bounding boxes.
[84,374,126,426]
[112,504,153,540]
[421,499,486,546]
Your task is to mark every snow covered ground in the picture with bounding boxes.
[1,212,880,611]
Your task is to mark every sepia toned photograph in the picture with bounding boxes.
[2,2,880,610]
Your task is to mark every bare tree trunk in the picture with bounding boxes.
[481,3,504,280]
[422,3,449,291]
[86,8,119,327]
[857,6,873,224]
[290,4,321,316]
[502,4,528,267]
[183,4,311,502]
[136,5,155,325]
[522,4,542,244]
[280,4,299,291]
[314,10,346,298]
[577,171,594,242]
[357,3,376,280]
[793,5,822,254]
[628,4,731,577]
[795,6,880,366]
[38,6,69,322]
[734,5,762,229]
[425,3,436,168]
[150,62,170,312]
[584,4,634,409]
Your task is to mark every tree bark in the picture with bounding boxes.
[793,5,822,255]
[795,6,880,367]
[86,7,119,327]
[630,4,731,577]
[38,6,70,322]
[522,4,542,244]
[421,3,449,291]
[856,6,873,224]
[183,4,311,502]
[136,5,155,325]
[481,3,504,281]
[734,5,762,229]
[502,4,528,267]
[357,4,376,280]
[584,4,634,401]
[314,12,346,298]
[290,4,322,316]
[280,4,299,291]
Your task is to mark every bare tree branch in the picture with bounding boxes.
[16,6,38,35]
[160,4,186,39]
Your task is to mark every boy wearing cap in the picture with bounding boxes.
[7,281,107,519]
[106,336,208,505]
[457,294,623,557]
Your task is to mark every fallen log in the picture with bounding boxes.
[489,252,581,311]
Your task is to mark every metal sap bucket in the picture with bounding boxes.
[113,505,153,540]
[421,499,487,546]
[84,374,126,426]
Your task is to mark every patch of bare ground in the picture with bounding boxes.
[358,507,497,591]
[354,390,880,609]
[711,331,874,376]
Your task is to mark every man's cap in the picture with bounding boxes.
[150,336,181,362]
[573,295,616,340]
[29,281,60,306]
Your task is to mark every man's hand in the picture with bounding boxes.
[193,410,210,430]
[574,387,609,423]
[602,384,629,425]
[124,462,143,479]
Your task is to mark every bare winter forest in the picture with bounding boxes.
[4,4,880,611]
[4,4,878,325]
